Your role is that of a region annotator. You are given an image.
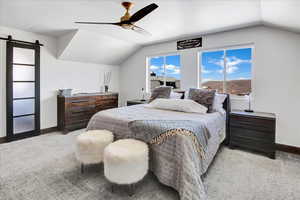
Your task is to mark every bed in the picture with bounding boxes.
[86,95,230,200]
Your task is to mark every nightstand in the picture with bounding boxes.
[127,99,149,106]
[229,110,276,159]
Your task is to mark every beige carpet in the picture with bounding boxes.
[0,129,299,200]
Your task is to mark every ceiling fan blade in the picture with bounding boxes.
[75,22,121,25]
[132,25,151,36]
[129,3,158,23]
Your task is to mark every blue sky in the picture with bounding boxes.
[149,55,181,79]
[201,48,252,82]
[149,48,252,81]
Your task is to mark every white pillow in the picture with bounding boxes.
[212,93,227,112]
[148,98,208,114]
[170,92,182,99]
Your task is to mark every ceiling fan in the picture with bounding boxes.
[75,2,158,35]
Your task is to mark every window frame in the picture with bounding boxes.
[198,44,254,96]
[146,53,182,92]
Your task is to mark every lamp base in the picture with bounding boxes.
[244,109,254,113]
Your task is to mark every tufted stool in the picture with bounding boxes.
[104,139,149,195]
[75,130,114,173]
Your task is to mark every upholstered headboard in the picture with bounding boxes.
[222,94,231,145]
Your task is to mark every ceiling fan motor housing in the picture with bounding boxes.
[121,2,134,22]
[122,2,134,10]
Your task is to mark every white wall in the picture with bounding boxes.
[0,26,120,137]
[120,25,300,147]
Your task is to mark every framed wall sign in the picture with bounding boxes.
[177,38,202,50]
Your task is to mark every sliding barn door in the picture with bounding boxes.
[6,41,40,141]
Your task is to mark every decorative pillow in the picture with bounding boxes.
[188,88,216,112]
[170,91,183,99]
[149,86,172,102]
[212,93,227,112]
[148,98,208,114]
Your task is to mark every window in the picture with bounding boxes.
[200,47,252,96]
[147,54,181,91]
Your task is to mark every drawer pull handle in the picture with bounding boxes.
[71,100,89,103]
[72,110,90,114]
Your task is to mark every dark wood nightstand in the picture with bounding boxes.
[127,99,149,106]
[229,110,276,159]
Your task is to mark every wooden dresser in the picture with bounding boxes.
[229,110,276,159]
[57,93,118,133]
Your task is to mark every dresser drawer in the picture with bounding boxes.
[95,104,117,112]
[97,99,118,105]
[95,95,118,101]
[95,98,118,112]
[230,126,274,142]
[66,119,90,126]
[65,121,89,131]
[67,97,95,108]
[66,110,94,123]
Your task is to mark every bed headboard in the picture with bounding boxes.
[222,94,231,145]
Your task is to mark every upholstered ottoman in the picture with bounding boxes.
[75,130,114,173]
[104,139,149,195]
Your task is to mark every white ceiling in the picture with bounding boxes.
[1,0,300,65]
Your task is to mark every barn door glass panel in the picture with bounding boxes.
[12,48,35,134]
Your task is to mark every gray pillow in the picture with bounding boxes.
[188,88,216,113]
[150,86,172,102]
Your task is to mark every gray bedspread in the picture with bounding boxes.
[87,105,226,200]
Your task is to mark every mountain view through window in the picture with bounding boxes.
[201,47,252,95]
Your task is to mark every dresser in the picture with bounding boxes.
[57,93,118,133]
[229,110,276,159]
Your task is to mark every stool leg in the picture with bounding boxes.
[128,184,135,196]
[81,163,84,174]
[111,184,114,193]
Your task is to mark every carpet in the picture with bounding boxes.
[0,129,299,200]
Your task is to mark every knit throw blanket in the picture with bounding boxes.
[129,120,210,159]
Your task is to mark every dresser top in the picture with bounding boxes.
[231,110,276,119]
[64,92,118,97]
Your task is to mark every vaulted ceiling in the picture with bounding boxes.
[0,0,299,65]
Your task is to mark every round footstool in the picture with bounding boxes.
[75,130,114,173]
[104,139,149,195]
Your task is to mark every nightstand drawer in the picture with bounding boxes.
[230,122,275,133]
[230,126,274,142]
[230,115,275,132]
[230,137,275,153]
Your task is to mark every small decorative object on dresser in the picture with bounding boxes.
[229,110,276,159]
[57,92,118,133]
[103,71,112,92]
[58,89,73,96]
[127,99,149,106]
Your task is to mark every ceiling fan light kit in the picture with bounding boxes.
[75,1,158,35]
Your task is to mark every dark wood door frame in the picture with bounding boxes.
[6,41,41,141]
